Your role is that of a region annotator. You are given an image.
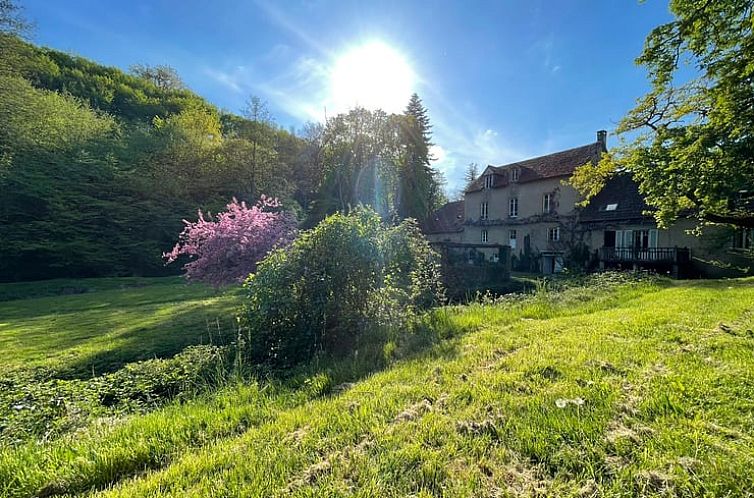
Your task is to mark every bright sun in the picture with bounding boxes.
[330,41,415,114]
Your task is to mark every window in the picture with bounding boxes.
[484,174,494,189]
[543,193,552,213]
[509,229,517,249]
[510,168,519,182]
[481,230,488,243]
[733,228,753,249]
[509,197,518,218]
[634,229,650,249]
[615,229,658,248]
[548,227,560,241]
[480,202,488,220]
[605,203,618,211]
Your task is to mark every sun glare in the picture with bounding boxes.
[330,41,415,114]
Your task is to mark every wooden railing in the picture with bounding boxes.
[599,247,690,264]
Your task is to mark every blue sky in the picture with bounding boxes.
[23,0,672,195]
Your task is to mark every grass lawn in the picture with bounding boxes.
[1,276,753,497]
[0,277,242,377]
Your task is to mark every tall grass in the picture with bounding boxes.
[1,275,753,497]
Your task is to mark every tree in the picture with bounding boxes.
[464,162,479,191]
[130,63,185,91]
[291,122,325,210]
[163,196,297,287]
[310,107,402,222]
[572,0,754,229]
[240,96,278,199]
[0,0,31,36]
[0,34,309,282]
[397,93,444,221]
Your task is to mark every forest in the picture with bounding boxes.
[0,28,445,282]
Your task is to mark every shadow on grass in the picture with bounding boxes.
[53,300,241,379]
[3,309,464,498]
[246,308,464,402]
[1,285,243,379]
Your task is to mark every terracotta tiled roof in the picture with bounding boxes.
[466,142,603,192]
[579,174,653,223]
[424,200,464,234]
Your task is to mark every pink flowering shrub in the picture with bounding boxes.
[164,196,297,287]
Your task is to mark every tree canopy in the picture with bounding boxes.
[0,25,445,282]
[572,0,754,229]
[0,34,313,281]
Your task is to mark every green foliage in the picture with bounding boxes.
[0,345,228,445]
[308,101,445,226]
[241,206,444,367]
[397,93,446,220]
[0,34,310,282]
[580,0,754,229]
[2,276,753,497]
[130,63,184,91]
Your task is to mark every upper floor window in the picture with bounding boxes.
[548,227,560,241]
[480,202,489,220]
[509,197,518,218]
[510,168,519,182]
[481,229,488,243]
[484,174,494,189]
[543,193,552,213]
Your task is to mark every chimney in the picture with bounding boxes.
[596,130,607,151]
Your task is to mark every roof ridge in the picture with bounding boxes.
[489,142,599,170]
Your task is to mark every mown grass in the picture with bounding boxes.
[0,277,242,377]
[1,276,753,497]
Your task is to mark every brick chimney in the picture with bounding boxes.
[596,130,607,151]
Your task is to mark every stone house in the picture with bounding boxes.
[425,131,752,276]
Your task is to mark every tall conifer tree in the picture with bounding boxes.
[398,93,444,221]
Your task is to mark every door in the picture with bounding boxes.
[542,255,554,275]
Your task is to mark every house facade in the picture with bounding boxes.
[425,131,752,277]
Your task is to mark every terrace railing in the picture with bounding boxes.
[599,247,690,264]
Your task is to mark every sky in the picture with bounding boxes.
[22,0,673,195]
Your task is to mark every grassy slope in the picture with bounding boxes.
[0,277,242,377]
[1,278,752,497]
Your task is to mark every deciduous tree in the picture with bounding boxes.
[572,0,754,229]
[130,63,185,91]
[164,196,297,287]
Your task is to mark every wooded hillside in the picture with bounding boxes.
[0,32,444,282]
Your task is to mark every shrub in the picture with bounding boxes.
[164,196,297,287]
[240,207,444,367]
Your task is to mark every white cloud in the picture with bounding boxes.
[203,67,246,94]
[530,35,562,75]
[430,117,529,195]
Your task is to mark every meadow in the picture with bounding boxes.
[0,277,242,377]
[1,275,753,497]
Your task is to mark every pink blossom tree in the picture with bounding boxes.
[164,196,297,287]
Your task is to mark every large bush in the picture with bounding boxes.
[240,207,444,367]
[164,196,297,287]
